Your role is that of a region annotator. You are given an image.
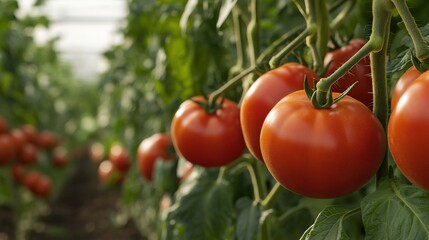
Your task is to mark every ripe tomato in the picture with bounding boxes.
[109,144,130,173]
[22,171,51,197]
[21,124,38,144]
[137,133,173,181]
[89,142,105,163]
[98,160,124,185]
[324,39,373,109]
[37,131,60,149]
[17,143,38,165]
[0,117,8,134]
[52,147,69,168]
[0,134,15,165]
[10,129,26,155]
[388,71,429,191]
[171,96,245,167]
[260,90,386,198]
[390,66,421,110]
[240,63,318,162]
[12,164,26,183]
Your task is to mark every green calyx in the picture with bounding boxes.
[304,76,357,109]
[192,95,225,115]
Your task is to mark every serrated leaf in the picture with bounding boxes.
[216,0,237,28]
[235,197,261,240]
[387,49,412,74]
[301,206,357,240]
[168,170,235,240]
[362,179,429,240]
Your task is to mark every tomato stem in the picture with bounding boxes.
[261,182,282,210]
[304,0,329,73]
[229,7,246,77]
[208,66,255,107]
[247,0,259,67]
[246,162,261,202]
[391,0,429,63]
[330,0,356,30]
[268,26,314,69]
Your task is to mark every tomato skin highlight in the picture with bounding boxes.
[390,66,421,110]
[137,133,173,182]
[388,71,429,191]
[171,97,245,167]
[240,63,318,162]
[324,39,373,109]
[260,90,386,198]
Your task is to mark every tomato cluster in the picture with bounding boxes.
[0,118,71,198]
[93,143,131,186]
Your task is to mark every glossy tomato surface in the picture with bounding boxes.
[388,71,429,191]
[171,96,245,167]
[137,133,173,181]
[390,66,421,110]
[324,39,373,109]
[260,90,386,198]
[240,63,318,162]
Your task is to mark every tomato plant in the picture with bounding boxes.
[171,96,245,167]
[21,124,38,145]
[52,147,69,168]
[390,66,421,110]
[260,90,386,198]
[388,71,429,191]
[324,39,373,108]
[240,63,318,162]
[37,131,60,150]
[137,133,173,182]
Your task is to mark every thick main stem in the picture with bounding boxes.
[391,0,429,62]
[247,0,259,66]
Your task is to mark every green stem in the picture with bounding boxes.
[330,0,356,30]
[391,0,429,62]
[229,7,245,77]
[257,24,304,65]
[208,66,255,105]
[373,19,392,188]
[247,0,259,66]
[278,205,305,222]
[261,182,282,210]
[268,26,314,69]
[246,163,261,201]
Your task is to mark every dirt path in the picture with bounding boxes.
[28,156,145,240]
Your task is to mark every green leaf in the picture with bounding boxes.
[180,0,198,33]
[168,170,235,240]
[235,197,261,240]
[216,0,237,28]
[362,179,429,240]
[301,206,359,240]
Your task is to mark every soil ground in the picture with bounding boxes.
[23,156,145,240]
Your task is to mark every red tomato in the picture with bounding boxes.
[52,147,69,168]
[10,129,26,155]
[0,117,8,134]
[12,164,26,183]
[171,96,245,167]
[240,63,318,162]
[137,133,173,181]
[89,142,105,163]
[98,160,124,185]
[0,134,15,165]
[17,143,38,165]
[260,90,386,198]
[22,171,40,191]
[388,71,429,191]
[391,66,421,110]
[37,131,60,149]
[21,124,38,144]
[33,174,52,198]
[109,144,131,173]
[324,39,373,109]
